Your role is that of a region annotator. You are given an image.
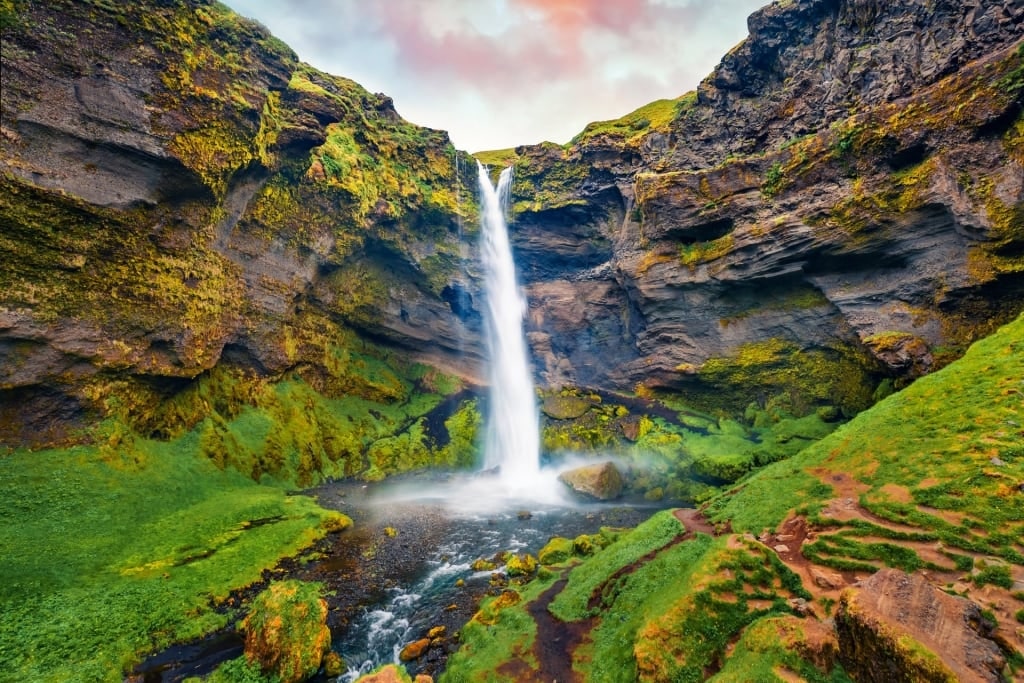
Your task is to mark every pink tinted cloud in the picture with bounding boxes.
[224,0,765,149]
[364,0,699,97]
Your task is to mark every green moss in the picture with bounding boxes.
[571,93,696,147]
[440,572,558,682]
[0,438,339,682]
[709,616,851,682]
[679,233,735,267]
[761,161,785,197]
[538,537,574,565]
[473,148,519,167]
[242,580,330,683]
[549,510,684,621]
[697,338,879,416]
[710,314,1024,560]
[207,656,280,683]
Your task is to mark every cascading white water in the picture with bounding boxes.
[477,162,540,492]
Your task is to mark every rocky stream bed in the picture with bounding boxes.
[133,472,666,682]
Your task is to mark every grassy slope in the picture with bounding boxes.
[707,313,1024,557]
[441,314,1024,682]
[0,434,346,682]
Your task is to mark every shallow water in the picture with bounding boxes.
[317,472,664,680]
[135,471,665,682]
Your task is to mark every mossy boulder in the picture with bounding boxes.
[558,461,624,500]
[538,537,574,565]
[692,452,755,483]
[242,580,331,683]
[471,558,496,572]
[541,394,594,420]
[505,553,538,577]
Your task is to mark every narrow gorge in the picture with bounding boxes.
[1,0,1022,681]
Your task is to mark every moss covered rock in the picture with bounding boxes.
[242,580,331,683]
[558,461,624,500]
[538,537,574,565]
[505,553,538,577]
[541,394,594,420]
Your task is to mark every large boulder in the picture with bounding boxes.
[835,568,1006,683]
[242,580,331,683]
[558,461,623,500]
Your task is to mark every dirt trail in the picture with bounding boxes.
[521,578,589,683]
[520,507,719,680]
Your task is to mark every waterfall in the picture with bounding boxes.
[477,162,540,491]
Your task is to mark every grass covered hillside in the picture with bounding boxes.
[442,314,1024,682]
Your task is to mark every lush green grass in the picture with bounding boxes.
[440,570,560,683]
[627,538,810,683]
[548,510,684,621]
[706,314,1024,554]
[708,616,853,682]
[0,435,344,682]
[580,535,715,682]
[571,93,697,146]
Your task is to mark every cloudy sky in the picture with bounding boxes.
[224,0,768,152]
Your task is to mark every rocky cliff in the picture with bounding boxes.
[0,0,485,453]
[502,0,1024,414]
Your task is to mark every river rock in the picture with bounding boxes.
[835,568,1006,682]
[399,638,431,662]
[558,461,623,500]
[355,665,413,682]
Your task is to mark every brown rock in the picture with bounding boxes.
[811,567,844,590]
[835,568,1006,683]
[399,638,431,662]
[355,665,411,683]
[558,461,624,500]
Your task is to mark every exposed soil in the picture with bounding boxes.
[523,578,590,683]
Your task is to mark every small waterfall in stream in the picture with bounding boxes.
[476,162,540,492]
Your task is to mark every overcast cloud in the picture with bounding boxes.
[224,0,768,152]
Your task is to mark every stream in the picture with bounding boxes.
[137,471,666,682]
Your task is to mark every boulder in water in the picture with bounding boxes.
[558,461,623,500]
[399,638,431,662]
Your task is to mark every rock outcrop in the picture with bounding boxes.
[835,568,1007,683]
[0,0,485,448]
[501,0,1024,413]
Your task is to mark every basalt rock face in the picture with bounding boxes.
[505,0,1024,412]
[0,0,484,445]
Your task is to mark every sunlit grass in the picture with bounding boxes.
[0,434,343,682]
